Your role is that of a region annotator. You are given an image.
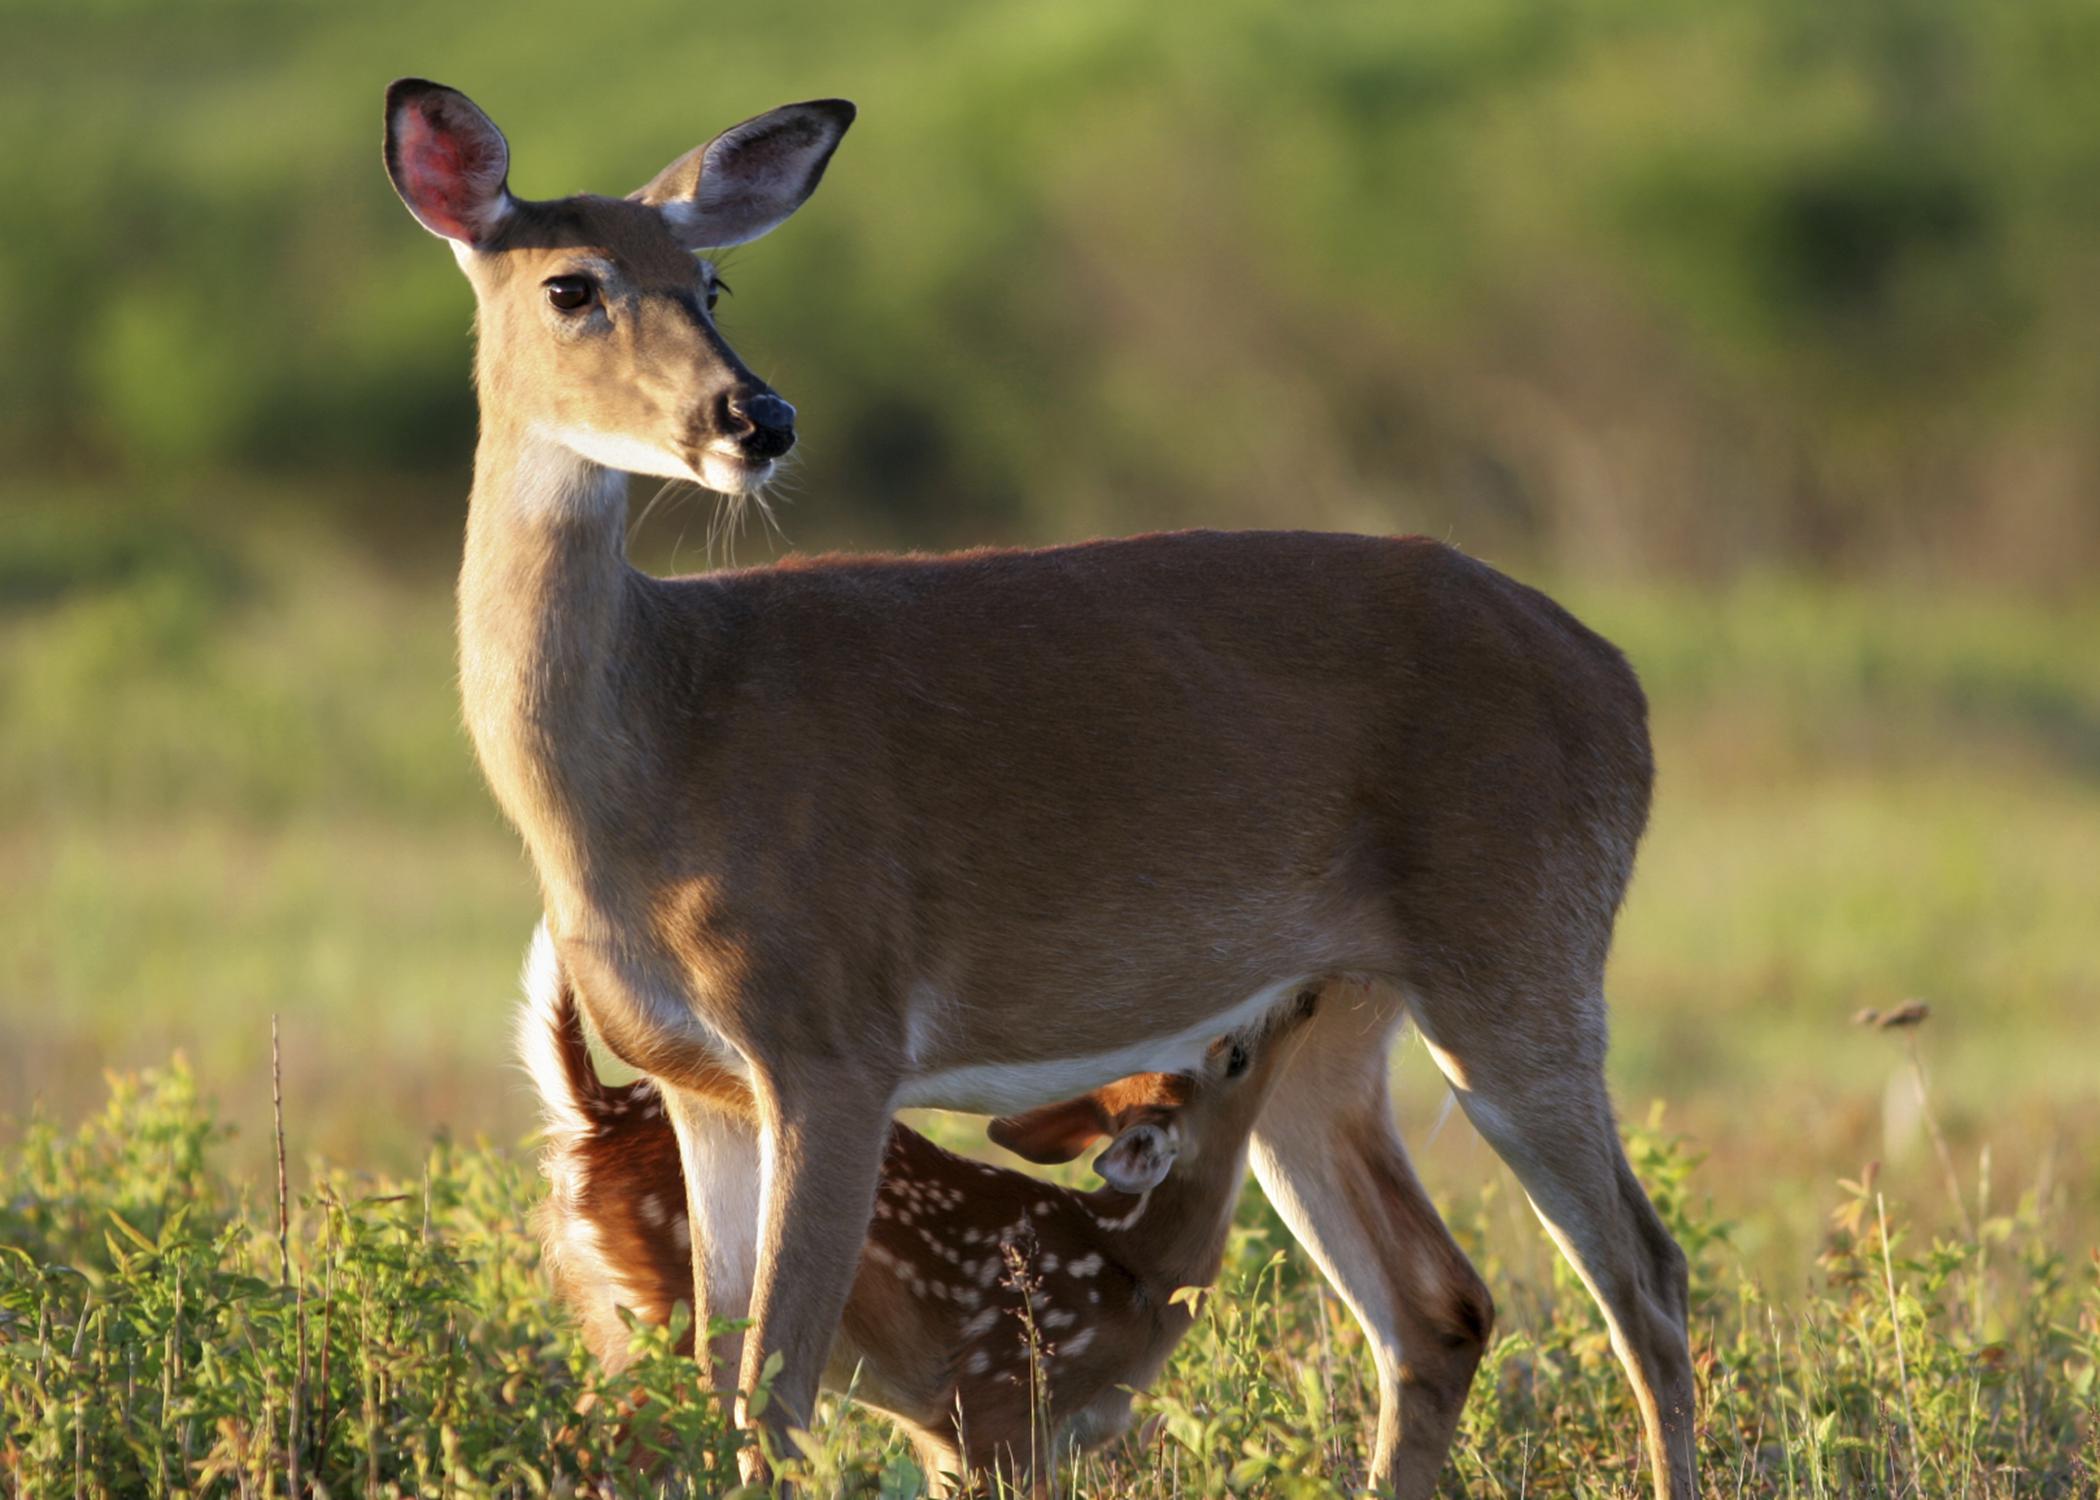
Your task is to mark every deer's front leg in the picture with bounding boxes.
[661,1088,762,1389]
[734,1054,897,1483]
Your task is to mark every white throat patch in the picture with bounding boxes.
[538,424,698,486]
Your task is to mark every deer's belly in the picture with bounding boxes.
[889,972,1314,1115]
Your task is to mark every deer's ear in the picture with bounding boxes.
[635,99,855,250]
[987,1096,1108,1165]
[1093,1123,1177,1194]
[384,79,514,247]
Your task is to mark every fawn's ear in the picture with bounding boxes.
[987,1095,1109,1164]
[384,79,514,247]
[1093,1123,1177,1195]
[635,99,855,250]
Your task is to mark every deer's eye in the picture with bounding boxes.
[544,275,595,312]
[705,276,732,313]
[1225,1044,1249,1078]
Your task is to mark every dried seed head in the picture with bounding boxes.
[1853,1000,1931,1032]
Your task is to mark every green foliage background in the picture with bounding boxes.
[7,0,2100,573]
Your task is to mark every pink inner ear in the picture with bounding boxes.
[398,104,502,243]
[1096,1125,1172,1191]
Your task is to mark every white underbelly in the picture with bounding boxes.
[890,974,1315,1115]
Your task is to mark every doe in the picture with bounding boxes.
[386,78,1695,1497]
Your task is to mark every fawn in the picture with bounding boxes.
[521,935,1318,1490]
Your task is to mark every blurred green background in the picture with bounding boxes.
[3,0,2095,1280]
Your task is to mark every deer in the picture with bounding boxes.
[383,78,1696,1499]
[521,928,1321,1492]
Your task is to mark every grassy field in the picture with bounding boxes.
[3,489,2097,1492]
[3,1057,2094,1495]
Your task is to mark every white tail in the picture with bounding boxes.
[524,943,1317,1491]
[387,79,1695,1498]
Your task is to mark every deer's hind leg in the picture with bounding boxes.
[1248,980,1493,1500]
[1409,976,1696,1500]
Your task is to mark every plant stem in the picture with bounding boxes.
[1876,1193,1922,1489]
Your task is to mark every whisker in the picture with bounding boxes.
[752,456,801,549]
[706,485,744,570]
[627,478,679,549]
[668,507,695,575]
[757,494,788,548]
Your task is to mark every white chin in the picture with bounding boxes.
[698,449,774,495]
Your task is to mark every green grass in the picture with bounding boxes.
[4,1060,2095,1495]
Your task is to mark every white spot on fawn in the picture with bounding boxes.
[1092,1191,1152,1232]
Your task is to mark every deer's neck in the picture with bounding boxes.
[457,422,644,916]
[1106,1142,1253,1300]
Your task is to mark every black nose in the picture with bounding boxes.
[721,390,797,459]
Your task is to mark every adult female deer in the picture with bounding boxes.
[523,930,1320,1492]
[384,79,1695,1497]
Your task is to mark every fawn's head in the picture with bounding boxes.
[987,989,1320,1193]
[383,79,852,496]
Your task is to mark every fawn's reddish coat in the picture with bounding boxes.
[525,962,1315,1487]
